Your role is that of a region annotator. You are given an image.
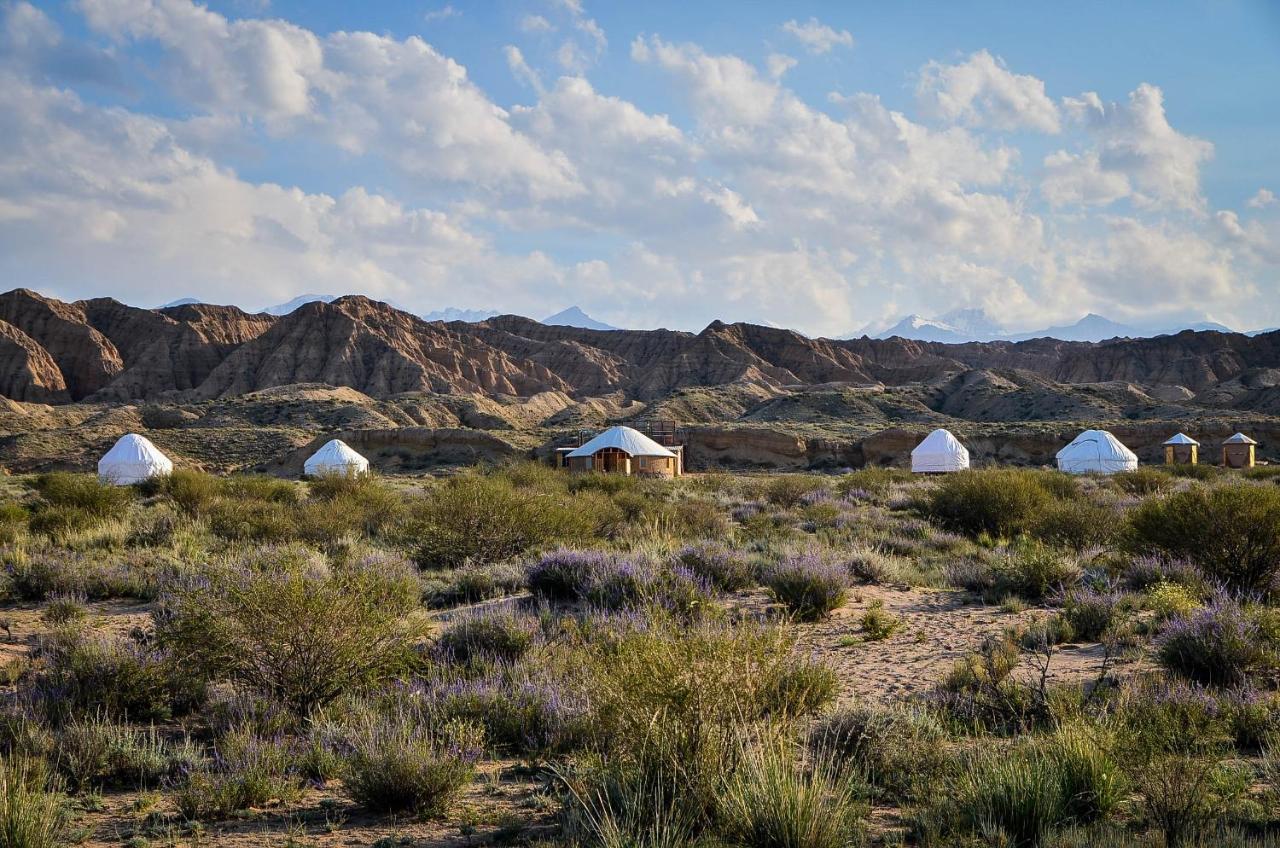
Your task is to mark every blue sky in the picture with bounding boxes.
[3,0,1278,334]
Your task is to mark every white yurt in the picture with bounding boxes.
[911,428,970,473]
[97,434,174,485]
[303,439,369,477]
[1055,429,1138,475]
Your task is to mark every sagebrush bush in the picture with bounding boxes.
[1126,483,1280,594]
[55,713,182,791]
[762,476,827,509]
[1157,596,1272,687]
[429,677,589,756]
[341,707,481,816]
[436,608,538,666]
[764,555,848,622]
[157,550,423,715]
[1059,586,1128,641]
[1113,468,1173,496]
[172,728,300,820]
[424,561,525,607]
[672,543,754,592]
[27,627,204,725]
[926,470,1052,538]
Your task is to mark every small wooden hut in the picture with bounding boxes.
[1222,433,1258,468]
[1163,433,1199,465]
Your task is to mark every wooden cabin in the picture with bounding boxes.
[1222,433,1258,468]
[1163,433,1199,465]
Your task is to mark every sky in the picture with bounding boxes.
[1,0,1278,336]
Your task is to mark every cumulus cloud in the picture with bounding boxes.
[1248,188,1276,209]
[1062,84,1213,211]
[781,17,853,54]
[917,50,1060,133]
[423,5,459,23]
[77,0,580,197]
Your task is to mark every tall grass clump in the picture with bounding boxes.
[0,756,64,848]
[764,555,848,622]
[435,607,538,666]
[1126,482,1280,594]
[809,702,951,801]
[31,472,133,517]
[990,540,1081,601]
[719,736,865,848]
[340,706,482,817]
[926,470,1052,539]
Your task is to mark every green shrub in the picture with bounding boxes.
[0,756,64,848]
[991,540,1081,601]
[204,497,296,543]
[146,469,222,516]
[221,475,302,505]
[859,600,902,641]
[1059,587,1127,641]
[157,552,423,716]
[949,746,1071,848]
[718,737,865,848]
[764,556,848,622]
[409,475,617,569]
[1031,499,1118,551]
[1126,483,1280,594]
[39,593,87,626]
[423,562,525,607]
[341,708,481,816]
[762,476,826,509]
[836,467,910,498]
[31,473,133,517]
[926,470,1052,539]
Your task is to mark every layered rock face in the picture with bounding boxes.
[3,288,1280,409]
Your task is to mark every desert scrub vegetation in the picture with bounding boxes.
[8,464,1280,845]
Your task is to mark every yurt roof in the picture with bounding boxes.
[567,426,676,458]
[306,439,367,465]
[1056,429,1138,461]
[1163,433,1200,446]
[911,428,968,457]
[1223,432,1258,445]
[100,433,171,466]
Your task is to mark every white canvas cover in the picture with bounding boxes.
[1056,429,1138,475]
[304,439,369,477]
[1163,432,1199,446]
[911,428,970,473]
[567,426,676,458]
[98,434,173,485]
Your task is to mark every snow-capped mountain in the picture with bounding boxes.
[851,310,1237,344]
[543,306,620,331]
[262,294,338,315]
[422,307,501,323]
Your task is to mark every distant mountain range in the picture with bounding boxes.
[542,306,619,331]
[853,309,1240,344]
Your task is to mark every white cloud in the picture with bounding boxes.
[1248,188,1276,209]
[423,5,459,23]
[1040,150,1131,207]
[520,14,553,33]
[77,0,581,198]
[917,50,1061,133]
[766,53,796,80]
[504,45,542,94]
[781,17,853,55]
[1062,84,1213,211]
